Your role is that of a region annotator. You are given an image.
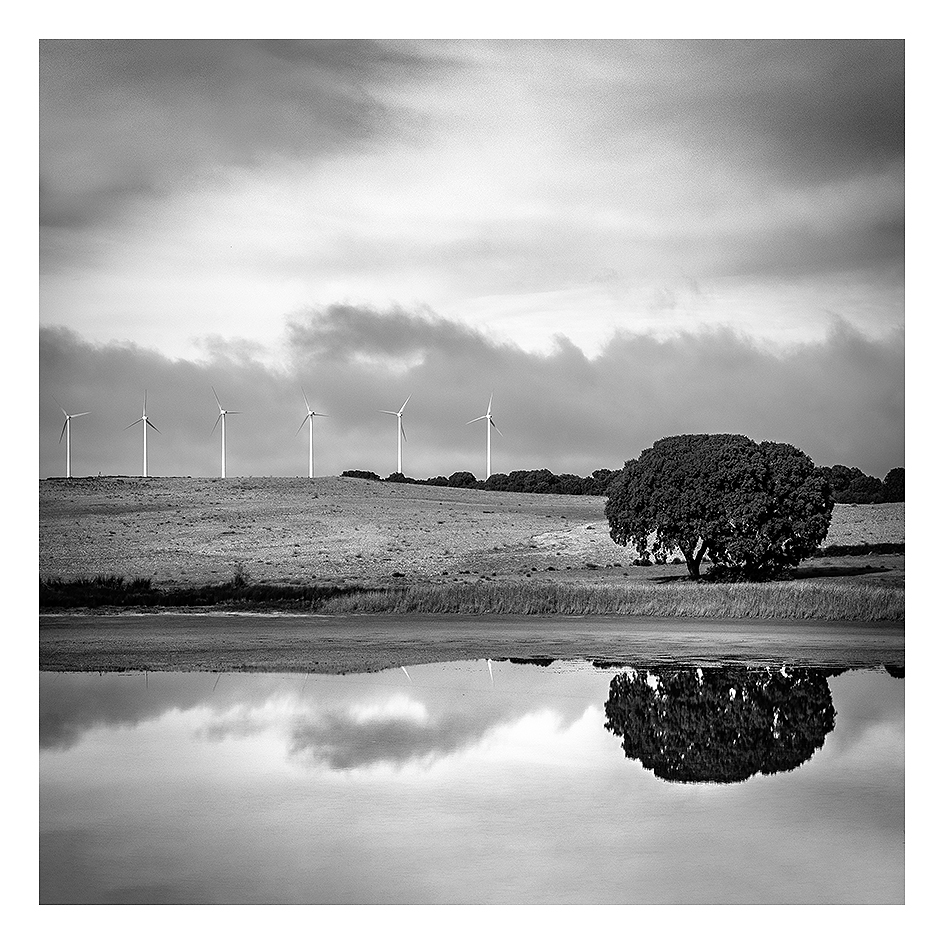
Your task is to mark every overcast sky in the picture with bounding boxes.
[39,39,904,479]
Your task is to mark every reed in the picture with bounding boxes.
[316,579,904,622]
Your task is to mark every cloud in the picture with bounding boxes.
[38,41,903,362]
[39,39,447,233]
[39,306,904,481]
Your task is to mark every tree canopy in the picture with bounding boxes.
[603,666,838,784]
[605,433,834,580]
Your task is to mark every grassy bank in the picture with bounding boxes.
[317,580,903,622]
[41,573,904,623]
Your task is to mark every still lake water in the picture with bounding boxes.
[40,660,904,904]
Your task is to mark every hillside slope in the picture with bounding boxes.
[39,477,904,587]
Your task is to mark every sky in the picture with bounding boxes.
[38,38,905,479]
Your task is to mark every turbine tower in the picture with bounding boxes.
[54,397,90,479]
[296,386,327,478]
[467,392,502,479]
[124,390,160,476]
[380,395,410,475]
[211,387,241,479]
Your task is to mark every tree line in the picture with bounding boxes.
[341,466,619,495]
[342,463,904,503]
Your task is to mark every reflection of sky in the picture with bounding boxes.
[39,663,904,904]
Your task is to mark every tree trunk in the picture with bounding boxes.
[683,539,707,580]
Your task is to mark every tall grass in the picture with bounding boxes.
[40,574,904,622]
[316,580,904,622]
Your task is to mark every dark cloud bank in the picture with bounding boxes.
[39,306,904,481]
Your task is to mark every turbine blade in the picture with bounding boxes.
[146,419,160,433]
[227,411,242,415]
[211,386,223,410]
[211,413,221,434]
[467,416,486,424]
[488,392,494,413]
[53,395,68,417]
[313,412,328,418]
[301,385,311,413]
[491,418,503,436]
[73,412,90,418]
[58,419,68,443]
[401,423,407,442]
[143,390,148,413]
[380,410,398,416]
[124,418,143,430]
[295,416,308,436]
[400,394,411,412]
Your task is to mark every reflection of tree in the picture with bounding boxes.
[603,666,837,784]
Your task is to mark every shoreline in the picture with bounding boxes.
[40,572,906,623]
[40,612,906,675]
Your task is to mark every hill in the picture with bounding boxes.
[40,476,904,589]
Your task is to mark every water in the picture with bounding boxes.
[39,660,904,904]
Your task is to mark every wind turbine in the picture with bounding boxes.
[296,386,327,478]
[124,390,160,477]
[211,387,241,479]
[54,397,90,479]
[380,395,410,475]
[467,392,502,479]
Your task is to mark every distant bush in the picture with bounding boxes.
[377,466,621,496]
[883,467,905,502]
[447,470,478,488]
[342,469,381,481]
[826,465,904,504]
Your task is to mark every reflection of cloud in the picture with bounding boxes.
[288,705,512,770]
[199,711,270,743]
[40,666,595,771]
[40,674,211,750]
[349,694,429,724]
[40,673,294,751]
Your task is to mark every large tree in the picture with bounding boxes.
[605,433,834,580]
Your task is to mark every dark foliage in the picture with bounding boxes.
[605,434,834,580]
[826,464,904,503]
[40,575,367,610]
[883,467,905,502]
[341,469,381,481]
[447,470,478,488]
[813,542,904,557]
[603,666,837,783]
[371,466,620,496]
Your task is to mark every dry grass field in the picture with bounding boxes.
[39,476,905,591]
